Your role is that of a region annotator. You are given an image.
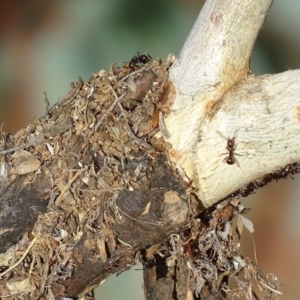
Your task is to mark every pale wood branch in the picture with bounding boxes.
[157,0,300,207]
[170,0,272,98]
[197,70,300,205]
[0,1,294,298]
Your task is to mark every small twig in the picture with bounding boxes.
[0,291,23,298]
[0,143,27,155]
[43,77,84,119]
[250,235,258,264]
[0,237,37,278]
[43,91,50,113]
[117,238,133,248]
[63,76,84,107]
[0,123,5,142]
[118,104,155,151]
[0,132,44,155]
[95,93,126,131]
[120,65,149,82]
[158,111,171,139]
[115,203,164,227]
[55,168,87,206]
[41,166,57,207]
[78,187,123,194]
[258,279,282,295]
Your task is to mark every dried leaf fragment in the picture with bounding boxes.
[240,215,254,233]
[97,237,107,262]
[5,277,31,293]
[11,150,41,175]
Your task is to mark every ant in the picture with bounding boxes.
[129,52,152,70]
[217,129,241,168]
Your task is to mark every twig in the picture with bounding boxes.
[55,168,87,206]
[43,91,50,113]
[0,237,37,278]
[158,111,171,139]
[115,203,164,227]
[118,104,155,151]
[258,279,282,295]
[0,143,28,155]
[94,88,126,131]
[79,187,123,194]
[120,65,149,82]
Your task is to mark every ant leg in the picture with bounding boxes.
[217,130,227,140]
[235,156,241,168]
[234,144,244,157]
[233,129,239,138]
[235,153,243,157]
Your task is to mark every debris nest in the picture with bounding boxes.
[142,198,282,299]
[0,54,175,299]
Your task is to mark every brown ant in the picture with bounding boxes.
[217,129,241,168]
[129,52,152,70]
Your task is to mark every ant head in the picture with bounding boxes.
[227,139,235,147]
[139,53,151,64]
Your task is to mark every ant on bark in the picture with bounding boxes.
[217,129,242,168]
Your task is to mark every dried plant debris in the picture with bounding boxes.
[0,51,290,299]
[0,54,175,299]
[142,198,282,300]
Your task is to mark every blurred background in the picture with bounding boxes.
[0,1,299,299]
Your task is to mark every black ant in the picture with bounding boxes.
[217,129,241,167]
[129,52,152,70]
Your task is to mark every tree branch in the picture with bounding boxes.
[171,0,272,97]
[158,0,299,207]
[0,0,293,299]
[197,70,300,205]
